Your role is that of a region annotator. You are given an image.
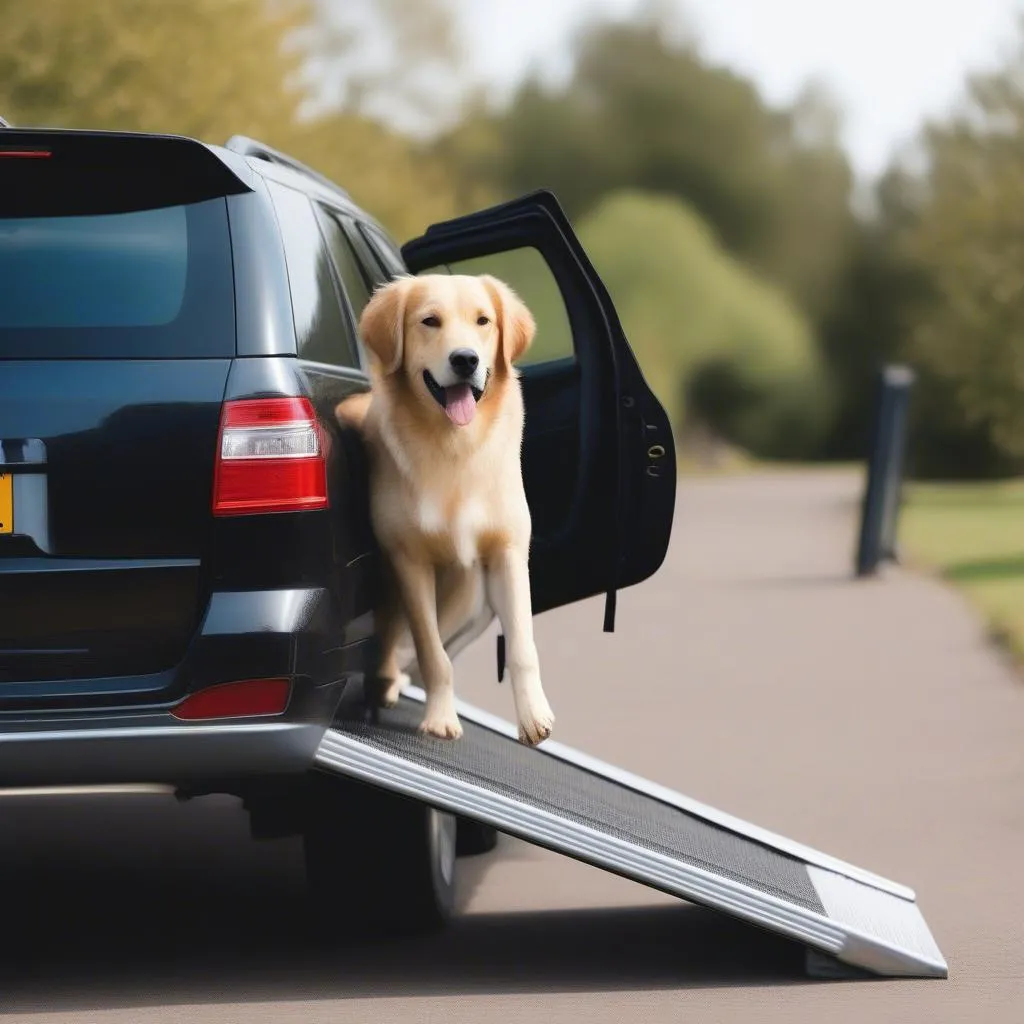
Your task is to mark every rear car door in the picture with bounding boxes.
[401,189,676,631]
[257,174,379,644]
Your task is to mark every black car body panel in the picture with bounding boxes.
[0,128,675,793]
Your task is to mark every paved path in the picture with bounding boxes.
[3,470,1022,1022]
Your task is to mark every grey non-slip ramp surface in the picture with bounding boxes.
[315,682,947,980]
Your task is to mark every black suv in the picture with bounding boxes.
[0,128,675,931]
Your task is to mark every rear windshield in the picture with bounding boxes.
[0,197,235,358]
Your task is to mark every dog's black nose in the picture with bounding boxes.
[449,349,479,379]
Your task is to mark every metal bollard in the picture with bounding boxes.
[855,364,915,577]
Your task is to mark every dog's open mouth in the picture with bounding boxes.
[424,371,485,427]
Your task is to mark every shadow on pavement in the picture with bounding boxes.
[0,792,811,1015]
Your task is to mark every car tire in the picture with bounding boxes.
[456,816,499,856]
[302,773,457,937]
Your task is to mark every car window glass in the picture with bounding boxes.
[0,198,234,359]
[418,247,574,366]
[317,211,373,323]
[359,223,407,280]
[266,181,359,368]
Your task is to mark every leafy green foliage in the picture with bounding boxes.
[436,16,855,321]
[577,191,831,458]
[0,0,468,242]
[869,21,1024,476]
[433,10,858,460]
[900,59,1024,464]
[0,0,309,141]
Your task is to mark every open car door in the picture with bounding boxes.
[402,189,675,633]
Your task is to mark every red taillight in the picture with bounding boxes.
[171,678,291,721]
[212,396,328,515]
[0,149,51,159]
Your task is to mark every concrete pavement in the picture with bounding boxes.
[3,469,1022,1022]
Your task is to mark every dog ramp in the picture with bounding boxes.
[315,683,947,980]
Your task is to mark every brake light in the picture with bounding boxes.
[0,149,51,159]
[171,678,291,720]
[213,397,328,515]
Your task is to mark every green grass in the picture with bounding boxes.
[900,480,1024,662]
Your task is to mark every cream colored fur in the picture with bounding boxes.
[336,273,554,745]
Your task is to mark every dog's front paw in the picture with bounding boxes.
[380,671,411,709]
[419,704,464,740]
[517,692,555,747]
[511,668,554,746]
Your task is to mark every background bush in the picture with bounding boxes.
[578,191,831,458]
[4,0,1024,478]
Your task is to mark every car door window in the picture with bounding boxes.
[317,209,374,324]
[266,181,360,368]
[358,222,407,280]
[360,222,575,367]
[419,247,574,367]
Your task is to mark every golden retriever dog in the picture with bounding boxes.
[336,273,555,746]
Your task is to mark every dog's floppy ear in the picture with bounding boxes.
[359,276,413,375]
[481,275,536,372]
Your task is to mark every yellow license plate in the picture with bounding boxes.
[0,473,12,535]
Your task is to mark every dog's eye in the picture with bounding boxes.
[477,315,490,326]
[422,315,441,328]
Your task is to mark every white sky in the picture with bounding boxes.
[456,0,1021,179]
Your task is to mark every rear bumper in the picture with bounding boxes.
[0,585,377,787]
[0,585,375,709]
[0,714,327,787]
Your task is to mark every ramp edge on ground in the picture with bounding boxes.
[314,688,947,980]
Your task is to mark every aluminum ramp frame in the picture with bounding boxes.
[314,682,947,980]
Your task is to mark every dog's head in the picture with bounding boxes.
[358,273,535,427]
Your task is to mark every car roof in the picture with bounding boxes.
[0,122,395,243]
[215,135,395,241]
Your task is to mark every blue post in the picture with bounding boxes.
[855,365,915,577]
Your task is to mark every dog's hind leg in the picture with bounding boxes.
[381,566,494,717]
[434,562,496,679]
[368,559,413,709]
[436,564,485,645]
[372,603,413,709]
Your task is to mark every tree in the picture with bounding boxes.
[286,113,469,241]
[435,12,855,320]
[577,190,831,458]
[0,0,469,241]
[812,166,930,460]
[302,0,467,134]
[896,22,1024,470]
[0,0,309,142]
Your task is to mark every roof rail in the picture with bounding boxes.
[225,135,349,200]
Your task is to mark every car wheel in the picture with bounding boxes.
[456,816,499,856]
[302,773,457,937]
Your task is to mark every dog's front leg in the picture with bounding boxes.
[391,554,463,740]
[486,547,554,746]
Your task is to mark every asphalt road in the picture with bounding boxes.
[3,469,1022,1022]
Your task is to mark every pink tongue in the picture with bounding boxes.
[444,384,476,426]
